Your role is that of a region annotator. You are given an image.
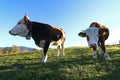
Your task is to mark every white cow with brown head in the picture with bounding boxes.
[79,22,110,60]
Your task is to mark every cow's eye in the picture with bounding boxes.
[18,22,21,24]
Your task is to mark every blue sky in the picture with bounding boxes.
[0,0,120,49]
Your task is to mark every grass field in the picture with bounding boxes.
[0,46,120,80]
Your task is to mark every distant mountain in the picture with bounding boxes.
[0,46,37,51]
[19,46,35,51]
[0,47,11,50]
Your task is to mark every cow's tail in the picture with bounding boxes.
[60,28,66,41]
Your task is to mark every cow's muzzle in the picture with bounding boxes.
[9,31,17,36]
[89,43,97,48]
[26,35,31,40]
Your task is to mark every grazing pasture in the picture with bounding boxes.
[0,46,120,80]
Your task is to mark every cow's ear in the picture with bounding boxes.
[24,14,30,20]
[24,14,29,25]
[78,32,86,37]
[24,14,28,20]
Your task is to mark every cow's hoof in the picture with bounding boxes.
[105,56,111,61]
[42,62,46,64]
[93,55,97,59]
[98,51,102,55]
[62,55,65,57]
[57,54,59,57]
[105,57,111,61]
[41,60,47,64]
[42,60,47,63]
[104,54,111,60]
[98,49,103,55]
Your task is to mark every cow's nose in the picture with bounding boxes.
[9,30,16,36]
[9,31,12,34]
[90,43,96,48]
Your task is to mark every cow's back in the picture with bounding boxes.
[31,22,53,43]
[51,26,64,41]
[31,22,64,44]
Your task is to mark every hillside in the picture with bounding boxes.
[0,46,120,80]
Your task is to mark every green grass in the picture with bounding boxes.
[0,46,120,80]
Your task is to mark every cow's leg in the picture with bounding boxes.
[61,41,65,56]
[57,45,60,57]
[98,46,103,54]
[93,47,97,59]
[42,42,50,63]
[98,43,103,54]
[101,41,110,60]
[93,51,97,59]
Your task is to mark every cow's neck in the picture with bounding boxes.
[26,21,32,40]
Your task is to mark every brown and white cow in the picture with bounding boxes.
[9,15,66,63]
[78,22,110,60]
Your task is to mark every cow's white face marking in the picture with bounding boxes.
[9,18,29,37]
[85,27,99,47]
